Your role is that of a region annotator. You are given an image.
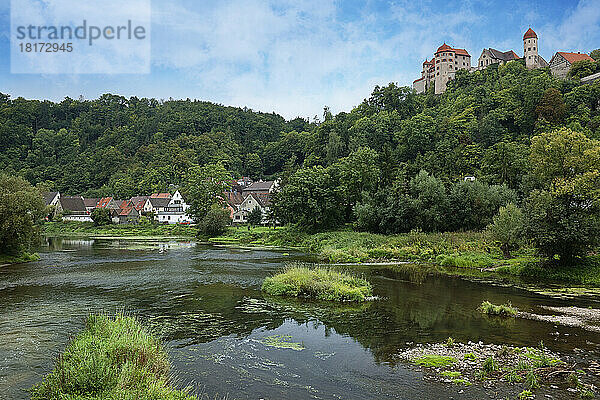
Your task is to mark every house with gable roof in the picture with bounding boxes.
[156,190,193,224]
[58,196,92,222]
[550,51,595,78]
[477,48,520,70]
[232,193,271,224]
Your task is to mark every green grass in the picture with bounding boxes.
[413,355,457,368]
[30,314,195,400]
[440,370,461,378]
[42,221,197,238]
[213,226,600,286]
[0,251,39,265]
[261,263,373,302]
[478,301,518,317]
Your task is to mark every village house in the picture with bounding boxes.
[157,190,193,224]
[549,51,595,78]
[129,196,149,213]
[232,193,270,224]
[57,196,92,222]
[117,206,140,224]
[96,197,121,210]
[83,198,100,213]
[224,191,245,219]
[143,196,171,216]
[242,180,278,196]
[44,191,60,207]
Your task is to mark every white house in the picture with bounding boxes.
[58,196,93,222]
[232,193,269,224]
[157,190,193,224]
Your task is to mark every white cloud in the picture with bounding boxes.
[148,0,491,118]
[539,0,600,54]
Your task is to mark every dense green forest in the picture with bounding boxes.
[2,59,600,262]
[0,93,313,196]
[2,61,599,198]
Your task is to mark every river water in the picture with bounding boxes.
[0,238,598,399]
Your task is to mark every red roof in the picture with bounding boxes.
[119,206,134,216]
[119,200,131,209]
[435,43,470,57]
[413,77,424,83]
[436,43,452,53]
[150,193,171,198]
[97,197,113,208]
[557,52,594,64]
[523,28,537,40]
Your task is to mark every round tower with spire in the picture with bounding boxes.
[523,27,538,69]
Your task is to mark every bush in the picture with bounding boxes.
[478,300,518,317]
[91,208,112,226]
[30,314,194,400]
[487,203,524,258]
[197,205,231,237]
[261,263,372,302]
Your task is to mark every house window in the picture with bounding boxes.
[528,47,531,51]
[533,47,536,50]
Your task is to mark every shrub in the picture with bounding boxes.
[198,205,231,237]
[91,208,112,226]
[478,300,518,317]
[30,314,194,400]
[261,263,372,302]
[487,203,524,258]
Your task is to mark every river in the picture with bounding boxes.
[0,238,598,399]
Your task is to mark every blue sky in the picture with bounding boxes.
[0,0,598,119]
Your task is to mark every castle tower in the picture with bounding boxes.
[523,27,538,69]
[434,43,452,94]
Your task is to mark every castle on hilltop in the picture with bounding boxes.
[413,27,593,94]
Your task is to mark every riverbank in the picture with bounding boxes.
[0,252,39,266]
[211,227,600,286]
[30,314,195,400]
[41,222,600,286]
[41,221,197,238]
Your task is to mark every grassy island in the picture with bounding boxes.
[42,221,197,239]
[262,264,373,302]
[30,314,195,400]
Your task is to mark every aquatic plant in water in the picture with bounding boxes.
[260,335,305,351]
[261,263,373,302]
[478,300,518,317]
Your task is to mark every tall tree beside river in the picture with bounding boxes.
[0,174,45,257]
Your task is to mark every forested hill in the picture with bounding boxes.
[0,94,313,196]
[1,59,600,198]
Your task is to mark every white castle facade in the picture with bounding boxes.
[413,28,593,94]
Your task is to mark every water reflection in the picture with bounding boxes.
[0,238,598,399]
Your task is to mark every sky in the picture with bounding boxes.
[0,0,599,120]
